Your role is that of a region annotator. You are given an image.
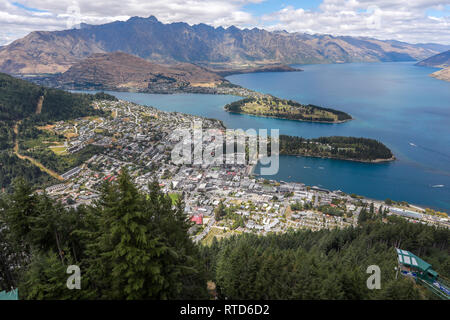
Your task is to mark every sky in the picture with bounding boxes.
[0,0,449,46]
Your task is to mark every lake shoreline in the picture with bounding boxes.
[279,153,396,164]
[71,60,450,211]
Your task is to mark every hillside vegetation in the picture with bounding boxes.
[0,72,114,191]
[0,169,207,299]
[225,96,352,123]
[0,73,112,122]
[1,170,448,300]
[202,213,449,299]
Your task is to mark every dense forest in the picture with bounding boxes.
[0,73,115,122]
[0,169,207,299]
[0,72,116,191]
[225,96,352,122]
[201,214,449,300]
[0,170,448,299]
[0,152,58,191]
[278,135,394,161]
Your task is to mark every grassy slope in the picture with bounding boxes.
[225,96,352,123]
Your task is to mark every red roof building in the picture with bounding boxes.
[190,214,203,225]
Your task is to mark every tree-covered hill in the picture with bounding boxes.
[0,72,115,122]
[0,72,116,191]
[201,215,449,300]
[1,170,448,300]
[279,135,394,162]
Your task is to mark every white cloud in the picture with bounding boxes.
[0,0,262,45]
[0,0,449,46]
[263,0,450,44]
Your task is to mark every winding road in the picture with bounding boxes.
[13,121,64,181]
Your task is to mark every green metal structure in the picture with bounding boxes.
[0,288,19,300]
[396,248,450,300]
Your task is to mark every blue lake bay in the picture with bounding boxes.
[79,62,450,211]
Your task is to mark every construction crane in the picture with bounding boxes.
[396,248,450,300]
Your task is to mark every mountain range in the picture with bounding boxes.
[416,50,450,82]
[0,15,448,75]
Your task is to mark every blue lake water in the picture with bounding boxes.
[77,62,450,211]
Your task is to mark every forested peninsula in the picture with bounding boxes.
[225,96,352,123]
[277,135,395,163]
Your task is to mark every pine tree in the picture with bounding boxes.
[378,278,422,300]
[84,168,172,299]
[0,168,207,299]
[0,218,19,290]
[215,200,225,220]
[18,250,82,300]
[2,178,38,249]
[83,168,207,299]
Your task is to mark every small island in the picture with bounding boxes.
[277,135,395,163]
[224,96,352,123]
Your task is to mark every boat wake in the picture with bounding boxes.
[431,184,444,188]
[409,142,450,160]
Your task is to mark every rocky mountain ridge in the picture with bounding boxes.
[0,15,444,75]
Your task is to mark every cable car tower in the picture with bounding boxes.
[396,248,450,300]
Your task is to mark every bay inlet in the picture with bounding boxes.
[76,61,450,211]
